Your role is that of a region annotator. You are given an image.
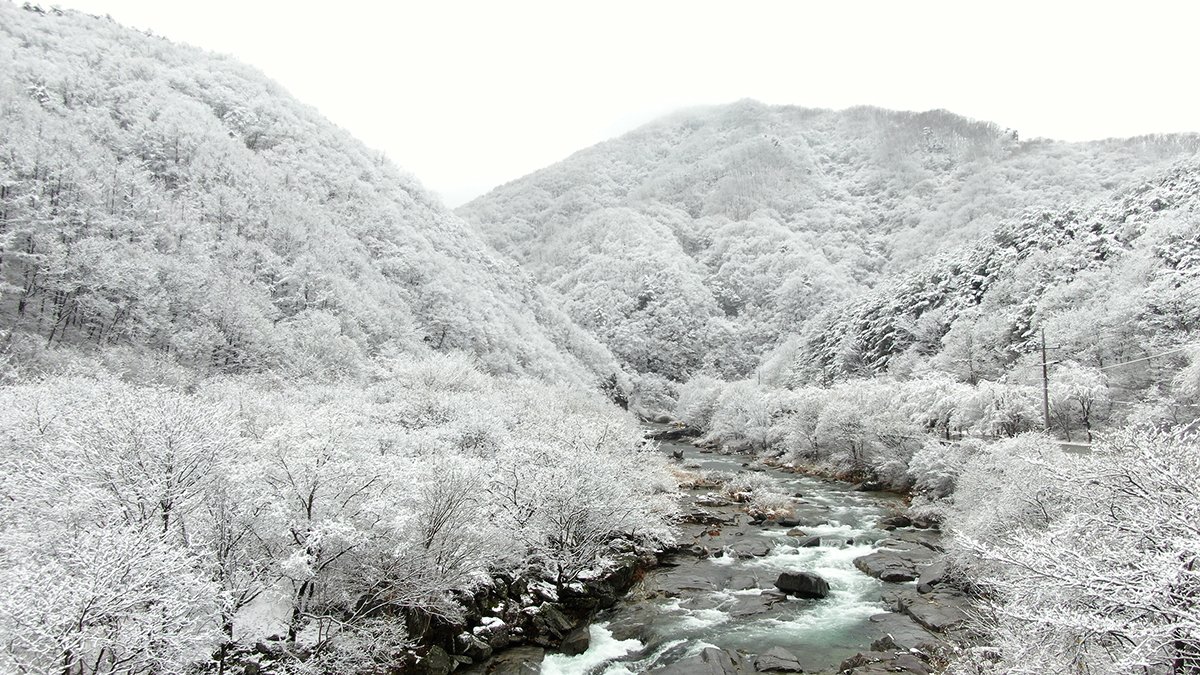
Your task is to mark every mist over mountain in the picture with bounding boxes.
[459,100,1199,381]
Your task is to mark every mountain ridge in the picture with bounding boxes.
[458,98,1200,381]
[0,1,620,387]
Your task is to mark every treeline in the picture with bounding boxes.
[666,360,1200,495]
[0,355,675,674]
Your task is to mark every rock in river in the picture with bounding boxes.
[558,625,590,656]
[853,545,935,582]
[649,647,750,675]
[773,571,830,599]
[755,646,806,672]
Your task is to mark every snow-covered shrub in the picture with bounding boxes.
[628,371,678,418]
[908,438,982,501]
[673,375,725,432]
[704,380,772,449]
[945,429,1200,673]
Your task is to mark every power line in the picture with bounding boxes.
[1107,399,1200,407]
[1094,343,1198,371]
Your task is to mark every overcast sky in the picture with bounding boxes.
[49,0,1200,207]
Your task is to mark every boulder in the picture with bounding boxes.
[460,646,544,675]
[754,646,805,672]
[526,603,574,646]
[916,561,948,594]
[886,529,945,552]
[726,574,760,591]
[853,480,886,492]
[840,650,891,671]
[453,632,493,662]
[648,426,697,442]
[773,571,830,599]
[653,574,718,597]
[796,535,822,548]
[649,647,742,675]
[680,510,733,526]
[728,591,791,619]
[897,588,971,633]
[875,513,912,530]
[728,541,772,558]
[422,645,454,675]
[559,625,590,656]
[867,612,943,652]
[853,547,935,582]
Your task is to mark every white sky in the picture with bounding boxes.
[47,0,1200,207]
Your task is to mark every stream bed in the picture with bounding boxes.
[541,432,913,674]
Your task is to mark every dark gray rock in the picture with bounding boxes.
[559,625,590,656]
[527,602,574,645]
[460,646,544,675]
[649,647,742,675]
[453,632,493,662]
[728,590,792,619]
[887,529,945,552]
[422,645,454,675]
[867,612,943,652]
[916,561,948,594]
[648,426,697,442]
[853,547,936,582]
[653,574,719,597]
[840,650,891,671]
[726,574,760,591]
[875,513,912,530]
[892,653,932,674]
[773,571,830,599]
[728,541,772,558]
[754,645,805,672]
[680,510,734,526]
[896,588,971,633]
[796,535,822,548]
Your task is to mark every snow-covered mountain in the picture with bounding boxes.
[0,2,617,386]
[459,100,1200,381]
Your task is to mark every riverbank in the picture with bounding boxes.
[520,424,974,674]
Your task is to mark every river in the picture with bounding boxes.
[540,431,911,674]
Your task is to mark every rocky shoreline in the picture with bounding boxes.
[407,540,669,674]
[644,422,977,675]
[237,423,976,674]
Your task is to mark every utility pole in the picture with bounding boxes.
[1040,328,1051,432]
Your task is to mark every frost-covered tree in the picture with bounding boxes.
[948,430,1200,673]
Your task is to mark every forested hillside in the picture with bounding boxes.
[0,2,619,386]
[459,100,1200,382]
[0,5,672,674]
[3,3,1198,674]
[783,158,1200,389]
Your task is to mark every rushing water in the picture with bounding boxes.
[542,431,908,674]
